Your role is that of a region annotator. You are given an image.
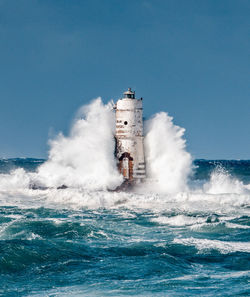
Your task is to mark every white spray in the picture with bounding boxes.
[0,98,249,215]
[144,112,192,193]
[35,98,123,190]
[203,166,246,194]
[0,100,193,193]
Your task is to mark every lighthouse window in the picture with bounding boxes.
[124,121,128,125]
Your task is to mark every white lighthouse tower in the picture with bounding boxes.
[114,88,146,183]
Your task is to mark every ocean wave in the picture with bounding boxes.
[150,215,206,226]
[173,237,250,254]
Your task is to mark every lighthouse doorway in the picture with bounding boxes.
[119,153,133,181]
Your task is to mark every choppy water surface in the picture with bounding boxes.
[0,159,249,296]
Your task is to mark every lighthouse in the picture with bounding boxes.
[114,88,146,183]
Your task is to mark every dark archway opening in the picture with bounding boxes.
[118,152,133,180]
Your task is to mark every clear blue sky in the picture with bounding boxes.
[0,0,249,159]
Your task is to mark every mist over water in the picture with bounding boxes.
[0,98,249,296]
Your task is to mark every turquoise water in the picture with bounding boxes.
[0,159,249,296]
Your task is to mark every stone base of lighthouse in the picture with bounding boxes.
[114,88,146,184]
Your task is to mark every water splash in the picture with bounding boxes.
[144,112,192,193]
[203,165,246,194]
[0,98,249,206]
[36,98,123,190]
[32,99,193,193]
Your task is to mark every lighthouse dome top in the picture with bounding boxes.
[123,88,135,99]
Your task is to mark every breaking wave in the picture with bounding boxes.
[0,97,249,213]
[144,112,192,193]
[36,98,122,190]
[173,237,250,254]
[203,165,247,194]
[0,98,194,194]
[0,97,249,296]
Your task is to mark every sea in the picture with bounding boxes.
[0,99,249,296]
